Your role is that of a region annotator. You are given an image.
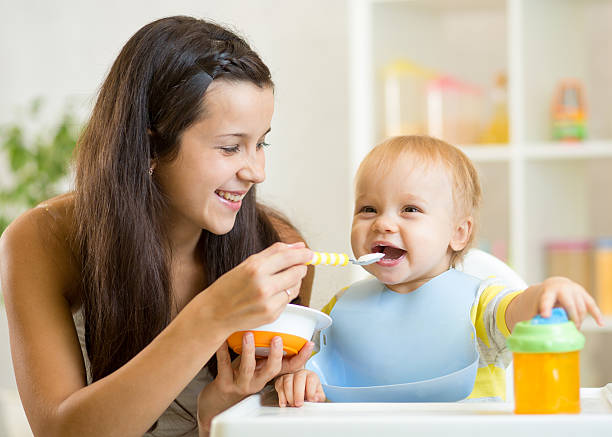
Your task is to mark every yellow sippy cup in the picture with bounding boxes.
[507,308,585,414]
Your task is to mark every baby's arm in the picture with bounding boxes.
[471,279,523,360]
[504,276,603,331]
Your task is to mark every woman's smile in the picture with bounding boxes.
[215,189,247,211]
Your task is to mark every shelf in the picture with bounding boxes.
[459,145,511,163]
[370,0,505,9]
[460,142,612,163]
[523,142,612,161]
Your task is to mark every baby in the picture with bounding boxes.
[275,135,602,405]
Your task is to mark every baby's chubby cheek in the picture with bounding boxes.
[350,222,363,252]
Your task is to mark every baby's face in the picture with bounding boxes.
[351,155,460,293]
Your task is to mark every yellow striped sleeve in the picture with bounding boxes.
[467,364,507,400]
[320,286,350,315]
[320,295,337,316]
[495,289,524,337]
[473,284,506,347]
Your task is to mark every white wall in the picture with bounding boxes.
[0,0,356,313]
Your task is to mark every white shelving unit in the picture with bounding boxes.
[349,0,612,285]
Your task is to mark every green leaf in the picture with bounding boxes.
[0,98,81,228]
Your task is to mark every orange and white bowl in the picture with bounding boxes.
[227,304,332,357]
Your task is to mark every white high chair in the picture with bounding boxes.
[456,248,528,402]
[457,248,527,291]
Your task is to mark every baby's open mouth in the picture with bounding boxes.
[373,245,406,260]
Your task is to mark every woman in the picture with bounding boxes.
[0,16,323,437]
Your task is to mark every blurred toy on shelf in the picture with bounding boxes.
[426,76,484,145]
[546,240,592,293]
[381,60,437,138]
[491,239,508,263]
[480,72,509,144]
[551,79,587,141]
[381,60,486,145]
[476,238,508,263]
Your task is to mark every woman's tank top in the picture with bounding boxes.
[72,309,212,436]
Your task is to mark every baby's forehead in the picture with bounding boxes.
[354,153,457,204]
[357,152,446,183]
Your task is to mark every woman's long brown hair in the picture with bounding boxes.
[74,16,285,382]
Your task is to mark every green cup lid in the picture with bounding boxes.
[507,308,585,353]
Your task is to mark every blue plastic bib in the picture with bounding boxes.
[307,268,480,402]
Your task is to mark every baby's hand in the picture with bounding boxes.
[527,276,603,328]
[274,369,325,407]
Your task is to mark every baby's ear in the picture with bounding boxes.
[449,216,473,251]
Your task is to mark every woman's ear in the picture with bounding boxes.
[449,216,473,252]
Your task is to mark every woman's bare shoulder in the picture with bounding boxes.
[2,192,76,250]
[0,192,81,304]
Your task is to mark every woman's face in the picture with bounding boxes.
[155,80,274,236]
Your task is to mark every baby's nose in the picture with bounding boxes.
[371,216,398,233]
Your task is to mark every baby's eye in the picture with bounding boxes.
[256,141,271,150]
[359,206,377,214]
[220,145,240,154]
[402,206,420,213]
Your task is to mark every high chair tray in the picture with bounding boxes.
[210,385,612,437]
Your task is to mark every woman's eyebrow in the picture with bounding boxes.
[216,127,271,138]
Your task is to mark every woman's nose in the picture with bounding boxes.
[371,215,398,234]
[238,152,265,184]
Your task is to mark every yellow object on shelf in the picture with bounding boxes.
[480,73,509,144]
[595,238,612,315]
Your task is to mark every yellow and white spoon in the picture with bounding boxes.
[306,251,384,266]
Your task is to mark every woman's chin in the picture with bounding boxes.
[203,218,237,235]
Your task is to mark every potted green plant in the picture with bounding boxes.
[0,98,81,235]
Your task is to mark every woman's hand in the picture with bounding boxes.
[197,332,315,432]
[197,242,313,336]
[506,276,604,331]
[274,369,325,408]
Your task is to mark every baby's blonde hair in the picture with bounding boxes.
[355,135,482,266]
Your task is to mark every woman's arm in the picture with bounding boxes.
[0,207,312,437]
[193,207,316,434]
[0,208,229,437]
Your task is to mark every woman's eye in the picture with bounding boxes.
[403,206,420,213]
[220,145,240,154]
[256,141,271,150]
